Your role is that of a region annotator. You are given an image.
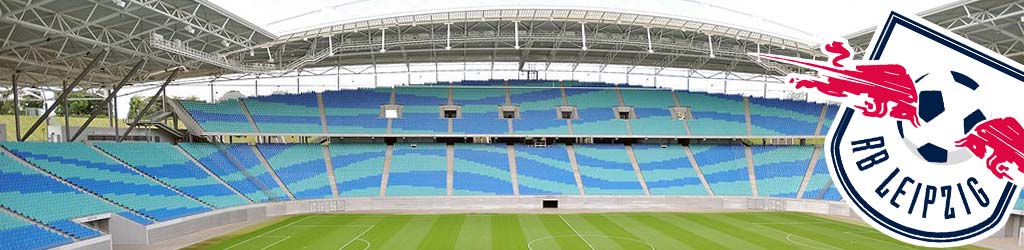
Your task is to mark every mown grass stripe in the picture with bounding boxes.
[455,214,492,250]
[537,214,589,250]
[701,213,805,249]
[489,214,525,250]
[611,213,707,250]
[417,214,464,249]
[660,214,767,250]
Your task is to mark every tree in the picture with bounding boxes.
[54,92,104,116]
[127,95,200,119]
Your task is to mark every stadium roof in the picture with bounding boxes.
[0,0,1015,88]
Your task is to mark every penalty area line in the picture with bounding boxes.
[337,225,376,250]
[224,216,315,250]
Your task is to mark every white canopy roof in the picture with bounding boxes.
[211,0,956,44]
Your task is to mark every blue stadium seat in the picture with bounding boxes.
[573,144,644,195]
[179,143,288,202]
[3,142,209,222]
[453,144,513,195]
[690,144,751,196]
[387,143,448,196]
[329,144,386,197]
[0,212,73,250]
[751,145,815,198]
[258,144,333,199]
[514,144,578,195]
[632,144,707,195]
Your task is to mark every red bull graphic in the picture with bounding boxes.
[754,41,922,127]
[956,117,1024,180]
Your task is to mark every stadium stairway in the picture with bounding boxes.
[172,144,255,204]
[321,144,340,197]
[250,144,297,200]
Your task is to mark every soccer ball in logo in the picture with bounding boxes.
[898,71,988,164]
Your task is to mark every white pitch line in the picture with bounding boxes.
[224,216,314,250]
[557,214,597,250]
[843,231,918,250]
[337,225,376,250]
[354,238,372,250]
[259,236,291,250]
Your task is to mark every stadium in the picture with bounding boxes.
[0,0,1023,249]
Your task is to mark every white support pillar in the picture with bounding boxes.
[265,47,274,63]
[513,21,520,49]
[646,27,654,53]
[707,34,715,58]
[580,22,588,50]
[445,23,452,50]
[328,36,334,55]
[379,28,387,53]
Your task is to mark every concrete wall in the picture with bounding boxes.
[60,196,1023,250]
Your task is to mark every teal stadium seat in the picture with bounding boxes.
[678,92,747,135]
[751,145,815,198]
[244,93,324,134]
[179,100,255,133]
[258,144,333,199]
[179,143,287,202]
[95,142,250,209]
[386,143,448,196]
[0,212,72,250]
[632,144,707,195]
[510,86,570,135]
[2,142,209,222]
[573,144,644,195]
[749,99,822,136]
[391,87,450,134]
[690,144,751,196]
[0,152,132,238]
[565,88,628,135]
[322,88,391,134]
[620,89,687,136]
[329,144,386,197]
[514,144,578,195]
[452,86,508,134]
[452,144,513,195]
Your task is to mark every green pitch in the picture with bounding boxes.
[188,212,984,250]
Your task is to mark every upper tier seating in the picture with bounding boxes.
[514,144,578,195]
[820,104,841,134]
[452,144,513,195]
[257,144,333,199]
[751,145,815,198]
[179,143,285,202]
[329,143,386,197]
[244,93,323,134]
[391,87,450,134]
[690,144,751,196]
[179,100,254,133]
[632,144,706,195]
[181,81,834,137]
[452,87,508,134]
[95,142,250,209]
[620,89,687,136]
[677,92,747,135]
[749,98,822,136]
[0,212,72,250]
[573,144,644,195]
[2,142,210,222]
[322,88,391,134]
[509,87,570,135]
[386,143,448,196]
[0,152,122,238]
[565,88,629,135]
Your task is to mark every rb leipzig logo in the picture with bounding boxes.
[754,12,1024,247]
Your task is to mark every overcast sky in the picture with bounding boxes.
[211,0,959,43]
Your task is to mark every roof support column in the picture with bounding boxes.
[646,27,654,53]
[21,49,108,142]
[118,68,181,142]
[580,22,588,50]
[445,23,452,50]
[514,21,521,49]
[70,59,146,141]
[11,72,20,141]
